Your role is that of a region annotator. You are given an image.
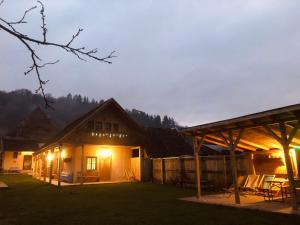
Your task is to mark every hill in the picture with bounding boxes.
[0,89,179,135]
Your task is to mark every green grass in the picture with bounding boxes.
[0,174,298,225]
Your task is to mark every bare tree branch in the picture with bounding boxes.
[0,0,116,108]
[8,6,37,25]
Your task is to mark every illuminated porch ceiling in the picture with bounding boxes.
[181,103,300,151]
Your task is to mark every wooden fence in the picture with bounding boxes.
[152,153,254,189]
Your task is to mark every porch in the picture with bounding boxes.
[181,194,300,215]
[36,176,131,186]
[181,103,300,211]
[32,144,142,186]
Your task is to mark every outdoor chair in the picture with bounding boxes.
[256,174,275,200]
[223,175,247,198]
[241,174,260,193]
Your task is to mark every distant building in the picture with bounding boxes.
[0,107,58,172]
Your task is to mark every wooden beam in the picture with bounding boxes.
[207,134,256,151]
[205,135,251,151]
[194,136,205,199]
[263,125,283,145]
[57,144,62,191]
[81,144,84,185]
[219,132,230,146]
[233,129,244,149]
[287,121,300,145]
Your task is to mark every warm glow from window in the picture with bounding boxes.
[47,153,53,161]
[87,157,97,170]
[99,149,112,158]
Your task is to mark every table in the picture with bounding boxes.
[266,179,289,202]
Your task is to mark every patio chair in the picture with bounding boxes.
[223,175,247,198]
[241,174,260,193]
[256,174,275,200]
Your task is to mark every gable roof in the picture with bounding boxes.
[7,106,58,142]
[1,136,39,152]
[40,98,145,150]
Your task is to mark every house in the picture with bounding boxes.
[32,99,147,184]
[0,107,58,172]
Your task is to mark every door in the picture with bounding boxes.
[100,156,111,181]
[23,155,32,170]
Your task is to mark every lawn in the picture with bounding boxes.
[0,174,299,225]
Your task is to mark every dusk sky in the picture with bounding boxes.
[1,0,300,126]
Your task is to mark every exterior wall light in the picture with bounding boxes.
[99,149,112,158]
[47,153,53,162]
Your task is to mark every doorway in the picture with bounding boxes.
[100,156,111,181]
[23,155,32,170]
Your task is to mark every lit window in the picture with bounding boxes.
[132,149,139,158]
[87,157,97,171]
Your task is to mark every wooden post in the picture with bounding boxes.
[72,147,76,183]
[194,136,205,199]
[139,147,143,182]
[81,144,84,185]
[229,133,240,204]
[161,158,165,184]
[178,156,184,187]
[57,144,62,191]
[223,155,227,188]
[220,129,243,204]
[295,150,300,180]
[38,157,42,179]
[279,123,297,210]
[43,154,46,182]
[49,150,53,184]
[264,122,299,210]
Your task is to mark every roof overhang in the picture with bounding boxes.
[181,103,300,151]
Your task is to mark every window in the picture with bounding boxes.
[105,122,111,132]
[13,152,18,159]
[87,121,94,131]
[95,121,103,131]
[87,157,97,171]
[113,123,119,132]
[132,149,139,158]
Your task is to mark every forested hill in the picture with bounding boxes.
[0,89,179,136]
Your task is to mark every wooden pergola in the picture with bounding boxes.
[181,103,300,210]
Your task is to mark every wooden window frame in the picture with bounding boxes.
[86,157,97,171]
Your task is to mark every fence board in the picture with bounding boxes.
[152,153,253,189]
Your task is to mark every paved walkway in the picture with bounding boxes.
[180,194,300,216]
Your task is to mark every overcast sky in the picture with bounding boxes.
[1,0,300,126]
